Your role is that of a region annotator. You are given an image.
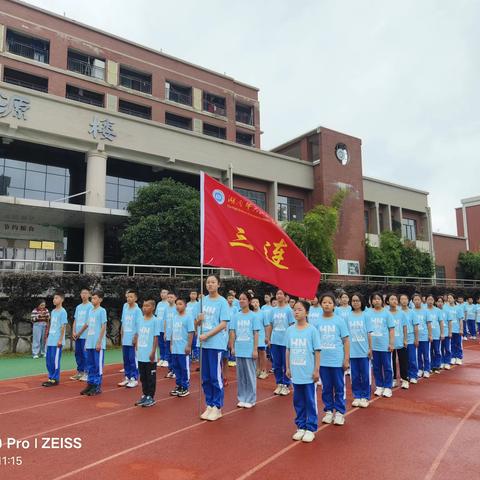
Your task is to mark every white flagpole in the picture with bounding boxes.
[199,171,205,414]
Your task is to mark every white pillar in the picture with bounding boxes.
[374,202,381,235]
[84,219,104,265]
[268,181,278,220]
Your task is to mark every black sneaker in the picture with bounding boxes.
[42,379,58,387]
[177,387,190,397]
[86,386,102,396]
[80,384,95,395]
[142,396,156,407]
[170,386,180,396]
[135,395,147,406]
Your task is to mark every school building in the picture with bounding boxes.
[0,0,460,277]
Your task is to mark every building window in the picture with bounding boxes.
[3,67,48,93]
[119,66,152,94]
[436,265,446,279]
[66,85,104,107]
[234,188,266,211]
[235,103,254,125]
[67,49,105,80]
[203,92,226,116]
[165,112,192,130]
[0,158,70,202]
[165,81,192,106]
[6,29,49,63]
[402,218,417,241]
[277,196,304,222]
[118,99,151,119]
[106,176,148,210]
[236,131,254,147]
[203,123,226,139]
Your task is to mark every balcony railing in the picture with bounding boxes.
[235,110,254,125]
[7,39,49,63]
[118,106,151,119]
[66,92,104,107]
[3,75,48,93]
[166,89,192,106]
[67,57,105,80]
[119,73,152,94]
[203,99,226,116]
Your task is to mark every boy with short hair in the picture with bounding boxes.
[170,298,195,397]
[164,291,177,378]
[155,289,169,367]
[118,289,142,388]
[70,288,92,381]
[135,298,160,407]
[187,290,200,362]
[75,291,107,396]
[42,292,68,387]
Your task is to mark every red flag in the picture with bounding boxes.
[200,172,321,298]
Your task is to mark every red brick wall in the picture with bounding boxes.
[456,207,464,237]
[465,204,480,251]
[433,234,467,279]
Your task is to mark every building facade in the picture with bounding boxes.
[0,0,445,276]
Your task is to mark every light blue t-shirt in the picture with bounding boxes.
[347,311,372,358]
[390,309,407,349]
[476,304,480,322]
[253,310,269,347]
[163,304,177,341]
[155,301,168,333]
[232,298,240,310]
[47,307,68,347]
[368,308,395,352]
[426,307,442,340]
[286,324,321,384]
[316,315,349,367]
[336,305,352,326]
[402,308,419,345]
[121,303,142,346]
[171,312,195,355]
[308,306,323,329]
[85,306,107,350]
[269,305,295,346]
[229,310,261,358]
[261,304,273,313]
[74,302,92,340]
[412,308,430,342]
[186,301,199,319]
[465,303,476,320]
[200,295,230,350]
[445,304,463,334]
[227,304,239,319]
[136,316,161,363]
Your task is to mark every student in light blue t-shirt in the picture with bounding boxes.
[347,293,373,407]
[251,297,269,380]
[75,291,107,396]
[368,292,395,398]
[425,294,444,372]
[411,293,432,378]
[71,288,92,381]
[336,292,352,327]
[476,297,480,338]
[399,294,420,383]
[286,300,321,443]
[118,290,142,388]
[170,298,195,397]
[456,296,467,340]
[134,298,160,408]
[155,289,169,366]
[163,292,178,377]
[186,290,200,361]
[465,296,476,339]
[226,293,240,368]
[446,294,464,364]
[315,292,349,426]
[387,294,408,389]
[266,289,296,396]
[196,274,230,422]
[229,293,260,408]
[307,295,323,329]
[42,292,68,387]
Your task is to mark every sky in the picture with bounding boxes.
[23,0,480,235]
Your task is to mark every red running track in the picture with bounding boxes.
[1,344,480,480]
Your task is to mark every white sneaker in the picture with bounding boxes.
[456,359,463,365]
[163,360,169,368]
[33,355,39,359]
[383,388,393,398]
[322,411,334,424]
[243,403,254,408]
[409,378,418,384]
[352,398,361,407]
[258,371,269,380]
[345,368,351,376]
[316,380,322,387]
[418,370,424,378]
[401,380,409,389]
[70,373,82,380]
[200,406,213,420]
[119,368,125,373]
[126,378,138,388]
[423,371,430,378]
[333,412,345,425]
[392,379,398,388]
[80,373,88,382]
[279,385,290,396]
[359,398,370,408]
[434,369,441,374]
[444,364,451,370]
[450,358,456,365]
[302,430,315,442]
[117,377,129,387]
[374,387,384,396]
[207,406,222,421]
[237,402,246,408]
[292,429,306,441]
[274,384,283,395]
[157,360,162,367]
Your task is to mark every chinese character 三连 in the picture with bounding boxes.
[88,116,116,141]
[0,92,31,120]
[264,239,289,270]
[229,227,254,251]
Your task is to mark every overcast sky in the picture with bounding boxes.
[24,0,480,235]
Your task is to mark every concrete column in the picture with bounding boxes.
[193,118,202,134]
[227,164,233,189]
[399,207,404,238]
[0,25,5,52]
[106,94,117,112]
[426,206,434,256]
[83,219,104,267]
[193,87,202,111]
[386,204,393,231]
[106,60,118,85]
[374,202,381,235]
[268,181,278,220]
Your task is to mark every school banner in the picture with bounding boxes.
[200,172,321,298]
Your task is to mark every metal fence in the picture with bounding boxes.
[0,259,479,288]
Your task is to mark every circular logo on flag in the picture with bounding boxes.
[212,189,225,205]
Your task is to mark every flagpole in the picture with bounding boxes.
[199,171,205,415]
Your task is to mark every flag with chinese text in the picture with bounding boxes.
[200,172,321,298]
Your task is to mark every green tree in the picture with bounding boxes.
[120,178,200,265]
[284,189,348,272]
[458,251,480,280]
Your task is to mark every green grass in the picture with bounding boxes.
[0,348,123,381]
